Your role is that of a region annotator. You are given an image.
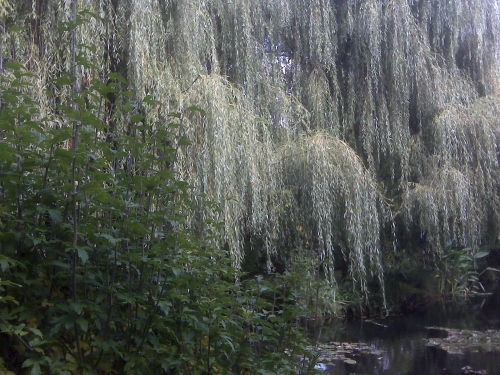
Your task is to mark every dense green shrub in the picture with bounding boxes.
[0,60,317,375]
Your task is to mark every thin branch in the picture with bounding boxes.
[0,315,39,358]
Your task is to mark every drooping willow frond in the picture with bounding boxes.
[278,132,386,294]
[4,0,500,298]
[404,166,482,257]
[403,96,500,255]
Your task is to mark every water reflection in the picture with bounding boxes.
[308,293,500,375]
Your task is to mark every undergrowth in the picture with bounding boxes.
[0,56,319,375]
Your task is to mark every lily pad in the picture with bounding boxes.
[306,341,385,364]
[425,327,500,354]
[462,365,488,374]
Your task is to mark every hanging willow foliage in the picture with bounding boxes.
[278,133,386,295]
[3,0,500,298]
[404,96,500,255]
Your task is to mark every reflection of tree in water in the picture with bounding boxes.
[312,298,500,374]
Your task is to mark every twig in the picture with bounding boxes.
[181,74,202,93]
[0,315,39,358]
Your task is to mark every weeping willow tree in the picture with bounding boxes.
[3,0,500,298]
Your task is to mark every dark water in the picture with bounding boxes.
[308,293,500,375]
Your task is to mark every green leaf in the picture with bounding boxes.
[31,363,41,375]
[143,95,162,106]
[474,251,490,259]
[76,55,98,69]
[108,72,127,84]
[69,303,83,315]
[97,233,121,245]
[0,295,19,305]
[121,103,135,113]
[54,147,73,161]
[41,260,70,269]
[178,136,191,146]
[9,25,27,32]
[0,255,22,272]
[55,75,77,86]
[93,192,117,204]
[76,318,88,332]
[130,114,145,123]
[29,328,43,338]
[5,61,25,71]
[0,278,21,288]
[82,367,96,375]
[186,105,206,115]
[171,267,181,277]
[73,97,86,107]
[32,237,48,248]
[159,300,171,316]
[80,181,103,194]
[79,9,99,19]
[22,359,41,375]
[77,247,89,264]
[59,17,87,32]
[115,292,136,304]
[122,90,135,97]
[47,209,63,224]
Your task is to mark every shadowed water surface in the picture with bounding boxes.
[308,293,500,375]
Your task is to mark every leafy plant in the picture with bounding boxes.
[0,49,318,374]
[436,245,489,295]
[285,249,348,318]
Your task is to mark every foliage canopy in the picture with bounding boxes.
[2,0,500,308]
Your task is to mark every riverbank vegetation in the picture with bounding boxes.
[1,0,500,372]
[0,60,322,374]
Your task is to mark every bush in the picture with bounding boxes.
[0,61,317,375]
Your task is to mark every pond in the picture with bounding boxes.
[306,292,500,375]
